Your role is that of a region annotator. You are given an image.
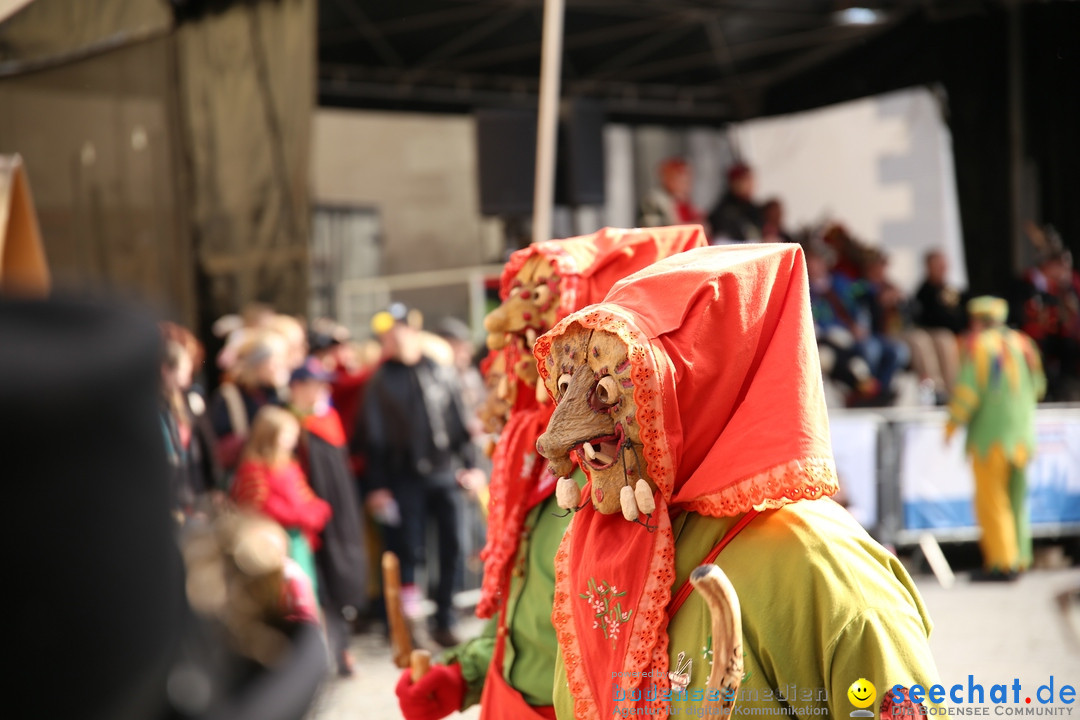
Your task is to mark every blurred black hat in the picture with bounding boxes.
[1,296,325,720]
[289,357,334,385]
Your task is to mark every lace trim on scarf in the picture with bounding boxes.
[684,456,839,517]
[476,398,554,619]
[476,413,527,618]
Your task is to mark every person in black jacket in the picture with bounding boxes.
[289,358,368,676]
[357,304,483,647]
[911,250,966,398]
[913,250,967,333]
[707,162,763,244]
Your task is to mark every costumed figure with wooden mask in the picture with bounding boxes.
[534,244,944,719]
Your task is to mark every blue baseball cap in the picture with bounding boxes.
[289,357,333,385]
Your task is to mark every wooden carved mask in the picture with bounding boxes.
[536,323,655,518]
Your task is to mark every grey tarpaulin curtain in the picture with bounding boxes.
[174,0,315,325]
[0,0,172,74]
[0,0,315,331]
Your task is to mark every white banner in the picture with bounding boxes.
[898,413,1080,532]
[829,414,880,529]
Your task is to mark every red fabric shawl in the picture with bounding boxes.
[533,244,840,719]
[476,225,709,619]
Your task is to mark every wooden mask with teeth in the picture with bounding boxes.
[536,324,651,516]
[483,225,709,390]
[484,254,560,386]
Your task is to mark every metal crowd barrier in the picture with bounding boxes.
[829,404,1080,548]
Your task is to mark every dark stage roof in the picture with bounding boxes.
[318,0,993,122]
[318,0,1080,294]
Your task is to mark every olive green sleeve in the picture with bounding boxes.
[826,606,943,717]
[439,615,498,710]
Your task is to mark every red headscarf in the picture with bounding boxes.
[534,244,839,719]
[476,225,708,619]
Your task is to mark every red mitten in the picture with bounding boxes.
[395,663,466,720]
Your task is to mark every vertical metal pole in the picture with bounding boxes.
[468,269,488,343]
[1007,0,1026,274]
[532,0,566,244]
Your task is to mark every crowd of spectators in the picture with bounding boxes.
[805,228,965,407]
[160,303,488,676]
[641,156,1079,407]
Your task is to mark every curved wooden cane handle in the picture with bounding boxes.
[690,564,743,715]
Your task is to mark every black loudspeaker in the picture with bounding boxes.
[556,98,606,207]
[476,99,607,216]
[476,109,537,216]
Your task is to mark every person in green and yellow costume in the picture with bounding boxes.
[946,296,1046,581]
[534,244,942,720]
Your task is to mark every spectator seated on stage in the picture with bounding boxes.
[910,249,966,403]
[707,161,763,244]
[806,245,909,407]
[638,157,706,229]
[761,197,794,244]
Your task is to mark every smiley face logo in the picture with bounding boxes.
[848,678,877,713]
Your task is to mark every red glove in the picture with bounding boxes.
[395,663,466,720]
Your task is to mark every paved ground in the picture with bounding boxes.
[307,566,1080,720]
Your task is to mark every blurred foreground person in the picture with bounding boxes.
[288,359,368,676]
[360,303,480,647]
[232,406,331,595]
[3,295,325,720]
[533,244,941,719]
[160,322,223,518]
[946,297,1046,581]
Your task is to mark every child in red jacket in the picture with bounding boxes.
[232,405,331,595]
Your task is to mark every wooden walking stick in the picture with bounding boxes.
[381,551,431,680]
[690,564,743,715]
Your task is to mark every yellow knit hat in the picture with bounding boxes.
[967,295,1008,324]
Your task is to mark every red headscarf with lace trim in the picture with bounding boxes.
[476,225,708,619]
[533,244,839,719]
